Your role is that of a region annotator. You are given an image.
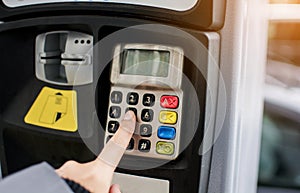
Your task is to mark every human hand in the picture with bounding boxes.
[56,111,136,193]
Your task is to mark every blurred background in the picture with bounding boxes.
[259,1,300,189]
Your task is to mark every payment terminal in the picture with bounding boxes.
[94,26,220,193]
[0,0,224,193]
[105,44,184,160]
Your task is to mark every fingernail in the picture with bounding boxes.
[116,185,121,193]
[115,189,121,193]
[112,184,121,193]
[124,111,133,120]
[113,184,120,189]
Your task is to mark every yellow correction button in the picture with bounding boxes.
[156,141,175,155]
[159,111,177,124]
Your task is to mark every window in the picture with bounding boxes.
[270,0,300,4]
[259,22,300,189]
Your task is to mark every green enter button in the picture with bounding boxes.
[156,141,175,155]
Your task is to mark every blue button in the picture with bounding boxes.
[158,126,176,140]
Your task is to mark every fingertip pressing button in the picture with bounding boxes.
[126,107,137,117]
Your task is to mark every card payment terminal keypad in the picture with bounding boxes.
[105,86,183,160]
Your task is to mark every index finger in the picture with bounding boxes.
[97,111,136,171]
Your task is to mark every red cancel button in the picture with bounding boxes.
[160,95,179,109]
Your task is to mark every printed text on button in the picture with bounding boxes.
[160,95,179,109]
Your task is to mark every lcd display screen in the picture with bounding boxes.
[120,49,170,77]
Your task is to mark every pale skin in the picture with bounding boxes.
[56,111,136,193]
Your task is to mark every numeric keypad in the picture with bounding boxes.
[105,86,183,160]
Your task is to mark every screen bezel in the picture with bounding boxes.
[110,44,184,88]
[120,49,170,77]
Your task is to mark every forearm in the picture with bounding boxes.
[0,162,73,193]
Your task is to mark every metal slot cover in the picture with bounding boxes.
[112,172,169,193]
[35,31,93,86]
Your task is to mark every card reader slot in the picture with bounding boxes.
[40,56,61,60]
[41,56,85,62]
[36,31,93,85]
[61,58,85,62]
[41,33,68,83]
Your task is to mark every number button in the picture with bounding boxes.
[141,109,154,122]
[126,107,137,117]
[109,106,121,118]
[110,91,122,104]
[127,92,139,105]
[138,139,151,152]
[143,94,155,107]
[127,138,135,150]
[160,95,179,109]
[140,124,152,137]
[108,121,119,133]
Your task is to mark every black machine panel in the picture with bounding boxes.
[0,0,226,30]
[0,15,216,193]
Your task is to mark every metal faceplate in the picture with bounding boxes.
[0,0,226,30]
[105,86,183,160]
[105,43,184,160]
[35,31,93,86]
